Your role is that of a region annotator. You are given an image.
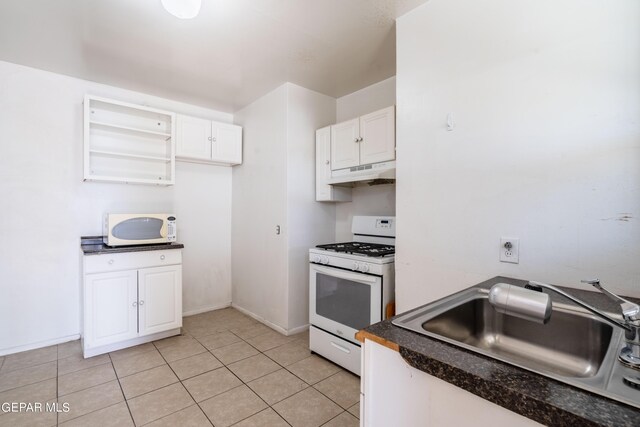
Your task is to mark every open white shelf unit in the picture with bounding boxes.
[84,95,176,185]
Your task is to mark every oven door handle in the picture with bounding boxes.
[311,265,378,284]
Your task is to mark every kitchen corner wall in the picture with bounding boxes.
[395,0,640,313]
[335,77,397,241]
[0,61,233,354]
[232,83,336,334]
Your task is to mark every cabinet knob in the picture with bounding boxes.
[132,302,137,307]
[108,259,115,265]
[354,138,359,143]
[139,300,145,306]
[212,137,217,142]
[208,136,212,141]
[325,160,330,165]
[358,137,363,142]
[160,255,166,260]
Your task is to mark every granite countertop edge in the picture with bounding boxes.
[359,276,640,427]
[80,236,184,255]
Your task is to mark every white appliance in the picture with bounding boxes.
[327,161,396,185]
[309,216,395,375]
[103,213,177,247]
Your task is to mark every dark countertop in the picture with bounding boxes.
[81,236,184,255]
[357,276,640,427]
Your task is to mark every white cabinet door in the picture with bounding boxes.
[176,115,212,160]
[212,122,243,165]
[331,118,360,170]
[316,127,332,201]
[138,265,182,336]
[84,270,138,348]
[359,106,395,165]
[316,127,352,202]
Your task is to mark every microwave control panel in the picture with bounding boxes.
[167,216,177,242]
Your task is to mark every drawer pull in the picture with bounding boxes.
[108,259,115,265]
[330,341,351,354]
[160,255,165,260]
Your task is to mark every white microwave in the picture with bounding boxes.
[103,213,176,247]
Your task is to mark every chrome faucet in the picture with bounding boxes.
[490,279,640,370]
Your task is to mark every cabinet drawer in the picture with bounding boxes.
[310,326,361,375]
[84,250,182,274]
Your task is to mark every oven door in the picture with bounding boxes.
[309,263,382,345]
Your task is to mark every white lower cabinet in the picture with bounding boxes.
[84,270,139,348]
[82,250,182,357]
[362,339,543,427]
[138,266,182,335]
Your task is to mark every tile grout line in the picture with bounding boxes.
[110,354,136,427]
[180,314,342,426]
[57,366,119,399]
[186,326,293,426]
[216,332,294,427]
[192,324,353,414]
[11,312,338,427]
[56,344,59,427]
[320,410,352,426]
[150,340,208,425]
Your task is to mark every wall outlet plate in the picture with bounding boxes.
[500,237,519,264]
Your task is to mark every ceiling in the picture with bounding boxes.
[0,0,427,112]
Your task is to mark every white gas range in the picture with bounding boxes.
[308,216,395,376]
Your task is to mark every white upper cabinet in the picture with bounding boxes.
[330,106,395,171]
[176,115,212,160]
[84,95,176,185]
[316,127,352,202]
[212,122,243,164]
[331,118,360,170]
[359,106,396,165]
[176,114,242,165]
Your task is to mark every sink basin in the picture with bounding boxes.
[392,282,640,410]
[421,296,612,378]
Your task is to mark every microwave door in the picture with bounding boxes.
[109,217,165,246]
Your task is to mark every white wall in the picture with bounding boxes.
[0,61,233,354]
[232,83,336,333]
[232,85,289,330]
[335,77,397,240]
[285,84,337,329]
[395,0,640,313]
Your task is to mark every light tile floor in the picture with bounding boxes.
[0,308,360,426]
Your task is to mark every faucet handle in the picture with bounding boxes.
[582,279,640,322]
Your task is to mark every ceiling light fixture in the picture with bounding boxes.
[161,0,202,19]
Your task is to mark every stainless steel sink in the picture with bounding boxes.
[393,284,640,409]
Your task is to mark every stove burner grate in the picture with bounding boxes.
[315,241,395,257]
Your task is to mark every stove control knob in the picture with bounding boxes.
[313,256,321,263]
[360,263,370,273]
[353,262,360,271]
[322,256,330,265]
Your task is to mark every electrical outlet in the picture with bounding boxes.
[500,237,519,264]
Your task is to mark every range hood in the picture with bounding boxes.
[327,161,396,186]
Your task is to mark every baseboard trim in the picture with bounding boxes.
[287,323,310,335]
[83,328,180,358]
[183,302,232,317]
[231,303,310,336]
[0,334,81,357]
